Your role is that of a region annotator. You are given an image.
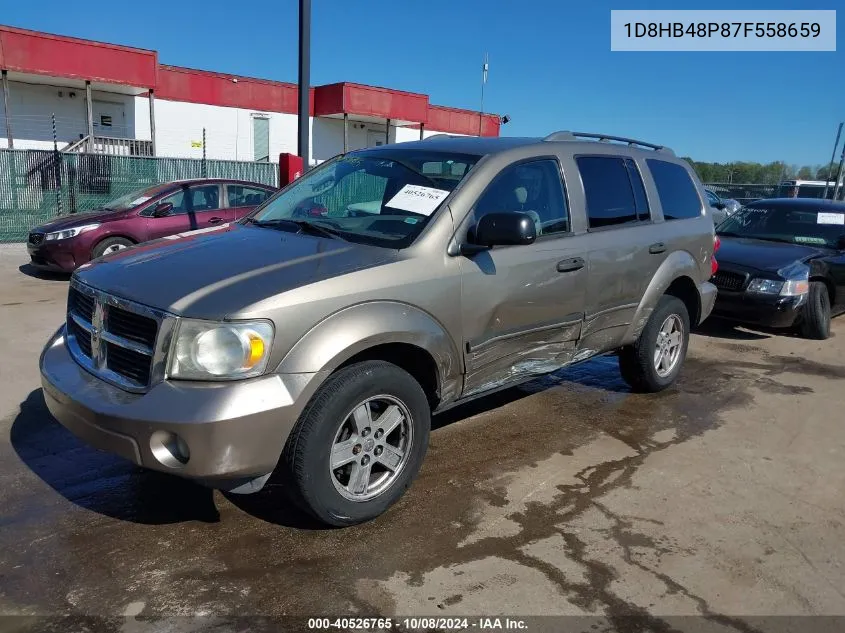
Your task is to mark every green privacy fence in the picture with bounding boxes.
[0,149,279,243]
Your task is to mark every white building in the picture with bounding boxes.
[0,26,501,166]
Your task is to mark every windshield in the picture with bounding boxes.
[101,184,174,212]
[246,150,479,248]
[717,204,845,249]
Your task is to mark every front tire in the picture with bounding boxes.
[800,281,831,340]
[281,360,430,527]
[92,236,133,260]
[619,295,690,393]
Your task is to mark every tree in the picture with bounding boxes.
[797,166,814,179]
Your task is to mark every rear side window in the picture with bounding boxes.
[647,159,703,220]
[228,185,272,208]
[576,156,650,228]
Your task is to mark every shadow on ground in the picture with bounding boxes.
[17,263,71,281]
[10,389,220,525]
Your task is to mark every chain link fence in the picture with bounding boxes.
[0,149,278,242]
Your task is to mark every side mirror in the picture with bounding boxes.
[712,201,726,210]
[472,212,537,248]
[152,202,173,218]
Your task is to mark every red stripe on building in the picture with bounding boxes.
[315,82,429,124]
[157,65,312,115]
[0,25,157,87]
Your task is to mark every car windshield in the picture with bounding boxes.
[245,150,479,248]
[717,204,845,249]
[102,184,174,211]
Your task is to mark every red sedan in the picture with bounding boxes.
[26,178,277,272]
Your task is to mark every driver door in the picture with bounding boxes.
[145,184,225,240]
[458,159,588,397]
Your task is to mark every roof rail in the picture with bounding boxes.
[422,133,454,140]
[542,130,674,155]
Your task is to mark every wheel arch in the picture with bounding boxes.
[275,301,463,408]
[623,249,702,346]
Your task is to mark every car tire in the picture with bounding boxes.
[280,360,430,527]
[92,236,134,260]
[799,281,831,340]
[619,295,690,393]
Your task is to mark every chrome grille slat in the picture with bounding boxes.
[66,280,167,392]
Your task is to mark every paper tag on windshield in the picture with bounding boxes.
[817,212,845,225]
[131,196,152,206]
[385,185,450,216]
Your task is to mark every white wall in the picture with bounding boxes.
[1,81,135,148]
[140,97,300,162]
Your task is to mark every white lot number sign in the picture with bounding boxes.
[817,212,845,225]
[386,185,450,216]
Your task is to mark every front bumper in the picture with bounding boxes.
[713,290,805,328]
[39,326,320,492]
[27,241,77,272]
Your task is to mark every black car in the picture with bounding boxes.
[711,198,845,339]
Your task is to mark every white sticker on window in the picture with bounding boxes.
[385,185,450,216]
[131,196,152,206]
[817,212,845,225]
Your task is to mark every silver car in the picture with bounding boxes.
[40,132,717,525]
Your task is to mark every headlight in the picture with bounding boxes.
[748,263,810,297]
[168,319,274,380]
[747,278,784,294]
[44,223,100,241]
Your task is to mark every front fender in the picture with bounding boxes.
[622,250,701,346]
[276,301,463,403]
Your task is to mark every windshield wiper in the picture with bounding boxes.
[288,219,347,241]
[244,217,346,241]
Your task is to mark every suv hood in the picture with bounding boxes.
[74,224,398,318]
[717,236,829,273]
[33,208,131,232]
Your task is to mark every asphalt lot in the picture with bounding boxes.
[1,242,844,631]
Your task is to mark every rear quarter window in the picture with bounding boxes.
[647,159,702,220]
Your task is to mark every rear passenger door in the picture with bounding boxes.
[458,158,588,396]
[226,184,274,221]
[574,155,668,350]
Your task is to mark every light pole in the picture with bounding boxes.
[297,0,311,165]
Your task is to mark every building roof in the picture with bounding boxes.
[0,24,500,137]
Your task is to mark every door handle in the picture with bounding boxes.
[648,242,666,254]
[556,257,585,273]
[208,217,224,224]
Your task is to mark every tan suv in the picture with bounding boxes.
[40,132,718,526]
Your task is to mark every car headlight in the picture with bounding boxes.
[44,223,100,241]
[748,263,810,297]
[168,319,274,380]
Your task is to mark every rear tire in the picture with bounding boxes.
[92,236,133,260]
[619,295,690,393]
[799,281,831,340]
[280,360,430,527]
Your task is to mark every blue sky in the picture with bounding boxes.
[2,0,842,165]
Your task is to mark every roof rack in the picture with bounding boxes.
[542,131,675,156]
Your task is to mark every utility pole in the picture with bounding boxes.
[478,53,488,137]
[297,0,311,166]
[823,122,843,200]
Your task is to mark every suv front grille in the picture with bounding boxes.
[66,282,165,391]
[28,232,44,245]
[712,270,748,292]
